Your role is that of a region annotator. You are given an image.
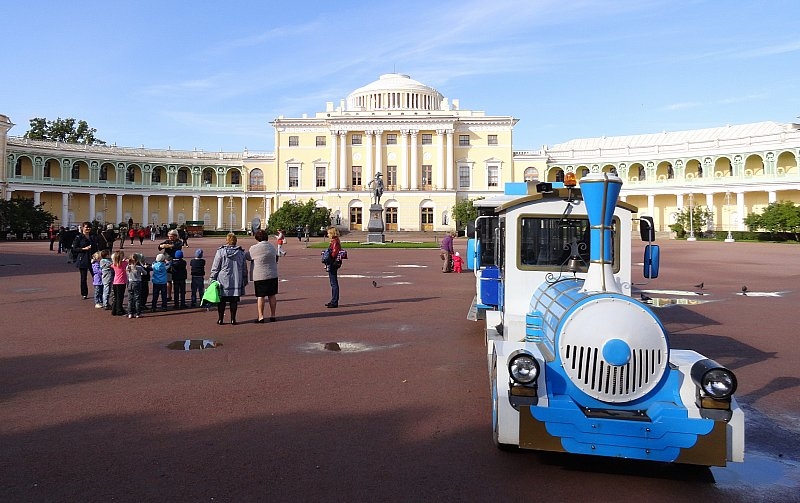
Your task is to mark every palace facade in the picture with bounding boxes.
[2,73,799,233]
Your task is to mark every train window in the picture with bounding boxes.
[518,216,619,272]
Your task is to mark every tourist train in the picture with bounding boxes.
[466,168,744,466]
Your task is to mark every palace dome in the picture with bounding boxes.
[346,73,444,112]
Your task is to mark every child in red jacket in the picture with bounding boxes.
[452,252,464,273]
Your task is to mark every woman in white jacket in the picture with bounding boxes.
[210,233,248,325]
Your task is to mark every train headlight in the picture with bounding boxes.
[691,359,738,399]
[509,353,539,385]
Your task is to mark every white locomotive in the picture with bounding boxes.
[467,170,744,466]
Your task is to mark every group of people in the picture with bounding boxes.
[439,231,463,273]
[67,222,345,324]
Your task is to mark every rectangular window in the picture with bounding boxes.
[487,166,499,187]
[315,136,326,147]
[351,166,362,188]
[316,166,326,187]
[288,136,299,147]
[385,207,398,224]
[458,166,470,188]
[43,161,51,178]
[421,133,432,145]
[421,165,432,188]
[152,170,161,183]
[386,134,397,145]
[488,134,498,145]
[459,134,470,146]
[518,216,619,273]
[288,166,299,187]
[386,165,397,189]
[351,133,362,145]
[99,166,107,181]
[421,207,434,224]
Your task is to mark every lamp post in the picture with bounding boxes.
[724,191,735,242]
[687,192,696,241]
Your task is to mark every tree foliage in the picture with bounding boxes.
[669,205,714,238]
[23,117,106,145]
[0,198,56,236]
[744,201,800,239]
[267,199,331,236]
[452,197,482,230]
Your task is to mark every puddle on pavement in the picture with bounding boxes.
[167,339,222,351]
[300,341,405,353]
[711,452,800,495]
[644,297,716,308]
[12,287,46,293]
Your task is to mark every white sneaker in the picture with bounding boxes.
[128,314,133,319]
[95,304,103,308]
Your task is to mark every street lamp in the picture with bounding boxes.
[725,191,735,242]
[687,192,696,241]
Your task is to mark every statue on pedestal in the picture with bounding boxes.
[368,172,384,205]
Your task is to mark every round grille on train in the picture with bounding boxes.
[558,296,668,403]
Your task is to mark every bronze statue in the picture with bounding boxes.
[368,172,384,205]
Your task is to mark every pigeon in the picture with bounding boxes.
[372,280,378,288]
[694,282,704,290]
[640,292,652,302]
[741,285,748,296]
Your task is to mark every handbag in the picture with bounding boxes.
[321,248,332,264]
[202,280,221,304]
[337,249,348,260]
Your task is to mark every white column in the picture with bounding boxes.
[116,195,123,224]
[192,195,200,221]
[437,130,445,189]
[89,194,96,222]
[705,193,714,208]
[142,195,150,226]
[241,196,247,230]
[374,131,382,176]
[768,191,777,203]
[217,196,224,230]
[676,193,684,208]
[339,132,348,190]
[410,131,419,190]
[647,194,655,218]
[330,131,338,190]
[365,130,373,183]
[33,191,41,206]
[62,192,70,224]
[168,195,175,225]
[400,130,409,190]
[445,131,454,190]
[736,192,745,231]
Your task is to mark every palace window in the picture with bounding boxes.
[15,159,22,176]
[459,135,470,146]
[126,167,135,183]
[488,135,498,145]
[386,165,397,189]
[524,167,539,181]
[351,166,362,188]
[288,136,299,147]
[316,166,326,187]
[386,134,397,145]
[351,133,362,145]
[43,160,51,178]
[316,136,326,147]
[421,133,432,145]
[99,165,107,181]
[458,166,470,188]
[177,168,189,184]
[288,166,299,187]
[421,165,432,188]
[487,165,499,187]
[385,207,398,225]
[72,165,80,180]
[230,170,241,185]
[152,168,162,183]
[421,207,434,224]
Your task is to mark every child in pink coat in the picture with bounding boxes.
[452,252,464,273]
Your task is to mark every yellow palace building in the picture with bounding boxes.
[2,73,800,234]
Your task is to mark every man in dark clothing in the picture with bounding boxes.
[99,224,117,252]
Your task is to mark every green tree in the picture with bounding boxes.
[0,198,56,237]
[23,117,106,145]
[267,199,331,235]
[452,197,482,231]
[744,201,800,239]
[669,205,714,238]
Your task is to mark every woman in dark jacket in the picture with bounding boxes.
[210,233,248,325]
[72,222,98,299]
[325,226,342,308]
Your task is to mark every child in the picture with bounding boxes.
[190,248,206,307]
[170,249,188,309]
[276,228,286,256]
[151,254,169,312]
[100,250,113,310]
[134,253,151,315]
[126,256,145,318]
[452,251,464,273]
[110,250,127,316]
[91,252,104,308]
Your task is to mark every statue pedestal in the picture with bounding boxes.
[366,204,385,243]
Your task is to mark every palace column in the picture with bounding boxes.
[409,131,419,190]
[89,193,96,222]
[437,130,446,189]
[116,195,123,224]
[736,192,745,231]
[400,130,409,190]
[374,131,382,176]
[167,195,175,224]
[365,130,373,182]
[339,132,348,190]
[62,192,70,224]
[192,195,200,221]
[33,191,41,205]
[329,130,338,190]
[217,196,224,230]
[445,131,454,190]
[142,195,150,226]
[647,194,655,220]
[241,196,247,230]
[768,190,777,203]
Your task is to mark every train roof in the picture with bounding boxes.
[474,181,638,214]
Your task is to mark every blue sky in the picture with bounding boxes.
[4,0,799,152]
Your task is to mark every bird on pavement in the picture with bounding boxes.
[741,285,748,296]
[694,282,704,290]
[640,292,652,302]
[372,280,378,288]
